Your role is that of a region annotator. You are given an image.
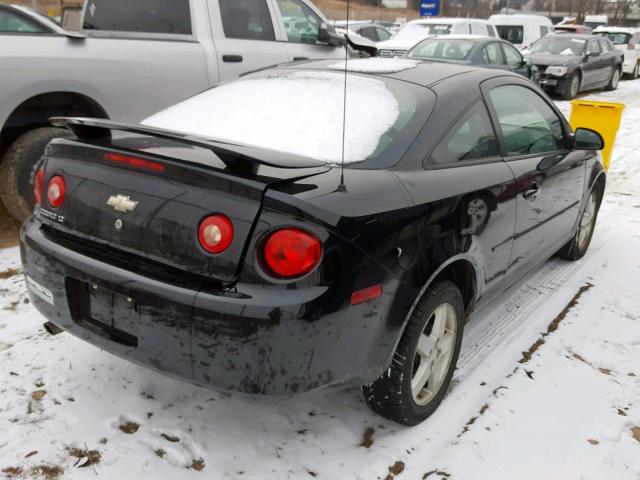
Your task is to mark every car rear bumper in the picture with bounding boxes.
[21,217,399,395]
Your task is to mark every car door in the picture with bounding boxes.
[598,37,617,82]
[208,0,289,82]
[582,38,606,86]
[420,100,517,297]
[271,0,343,62]
[482,80,586,283]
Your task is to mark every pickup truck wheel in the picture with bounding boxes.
[0,127,70,221]
[605,67,621,91]
[362,281,464,426]
[557,189,601,261]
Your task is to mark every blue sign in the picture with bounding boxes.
[420,0,440,16]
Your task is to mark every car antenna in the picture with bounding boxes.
[337,0,350,194]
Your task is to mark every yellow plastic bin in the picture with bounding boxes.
[569,100,624,171]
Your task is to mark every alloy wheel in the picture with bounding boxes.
[411,302,458,406]
[570,75,580,98]
[577,192,597,251]
[612,69,620,89]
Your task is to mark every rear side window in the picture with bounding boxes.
[83,0,191,34]
[489,85,566,156]
[502,43,523,66]
[429,101,499,166]
[220,0,275,41]
[540,25,549,36]
[482,43,503,64]
[496,25,524,45]
[471,23,487,35]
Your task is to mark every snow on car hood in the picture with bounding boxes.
[143,71,400,165]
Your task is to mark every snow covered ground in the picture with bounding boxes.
[2,82,640,480]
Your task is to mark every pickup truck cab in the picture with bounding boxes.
[0,0,345,221]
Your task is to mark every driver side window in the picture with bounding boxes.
[489,85,566,156]
[276,0,321,44]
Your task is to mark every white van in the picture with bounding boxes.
[377,17,498,58]
[489,14,553,50]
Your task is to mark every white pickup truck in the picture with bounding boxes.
[0,0,346,220]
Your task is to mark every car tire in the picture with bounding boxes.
[632,62,639,80]
[362,280,464,426]
[562,72,581,100]
[557,188,601,261]
[0,127,70,221]
[605,67,621,91]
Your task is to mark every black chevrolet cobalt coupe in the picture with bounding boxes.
[21,58,606,425]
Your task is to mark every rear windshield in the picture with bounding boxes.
[496,25,524,44]
[594,31,631,45]
[83,0,191,35]
[409,38,475,60]
[143,70,432,169]
[529,36,585,55]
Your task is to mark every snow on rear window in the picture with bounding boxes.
[327,58,419,74]
[142,71,401,165]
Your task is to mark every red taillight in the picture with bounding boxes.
[198,214,233,254]
[34,167,45,205]
[47,176,65,209]
[263,228,322,278]
[351,284,383,305]
[104,152,165,173]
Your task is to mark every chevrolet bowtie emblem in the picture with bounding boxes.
[107,194,139,213]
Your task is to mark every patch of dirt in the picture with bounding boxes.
[306,469,318,477]
[0,267,21,280]
[119,421,140,434]
[68,447,101,468]
[31,390,47,401]
[154,449,166,459]
[190,459,205,471]
[359,426,375,448]
[458,404,489,437]
[25,450,38,458]
[388,461,405,475]
[519,283,593,364]
[0,202,20,249]
[632,427,640,444]
[160,433,180,443]
[1,467,23,478]
[587,438,599,445]
[423,471,451,479]
[617,408,627,416]
[29,465,64,480]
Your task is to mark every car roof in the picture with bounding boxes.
[408,17,490,25]
[593,26,636,33]
[274,58,520,88]
[429,34,495,41]
[546,33,593,40]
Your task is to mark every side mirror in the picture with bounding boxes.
[573,128,604,150]
[317,23,345,48]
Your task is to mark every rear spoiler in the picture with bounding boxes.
[50,117,327,172]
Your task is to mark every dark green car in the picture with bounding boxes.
[407,34,540,83]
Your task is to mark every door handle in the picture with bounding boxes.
[223,55,243,63]
[523,182,540,199]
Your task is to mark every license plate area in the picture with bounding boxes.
[67,278,138,347]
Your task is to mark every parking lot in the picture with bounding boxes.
[1,79,639,478]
